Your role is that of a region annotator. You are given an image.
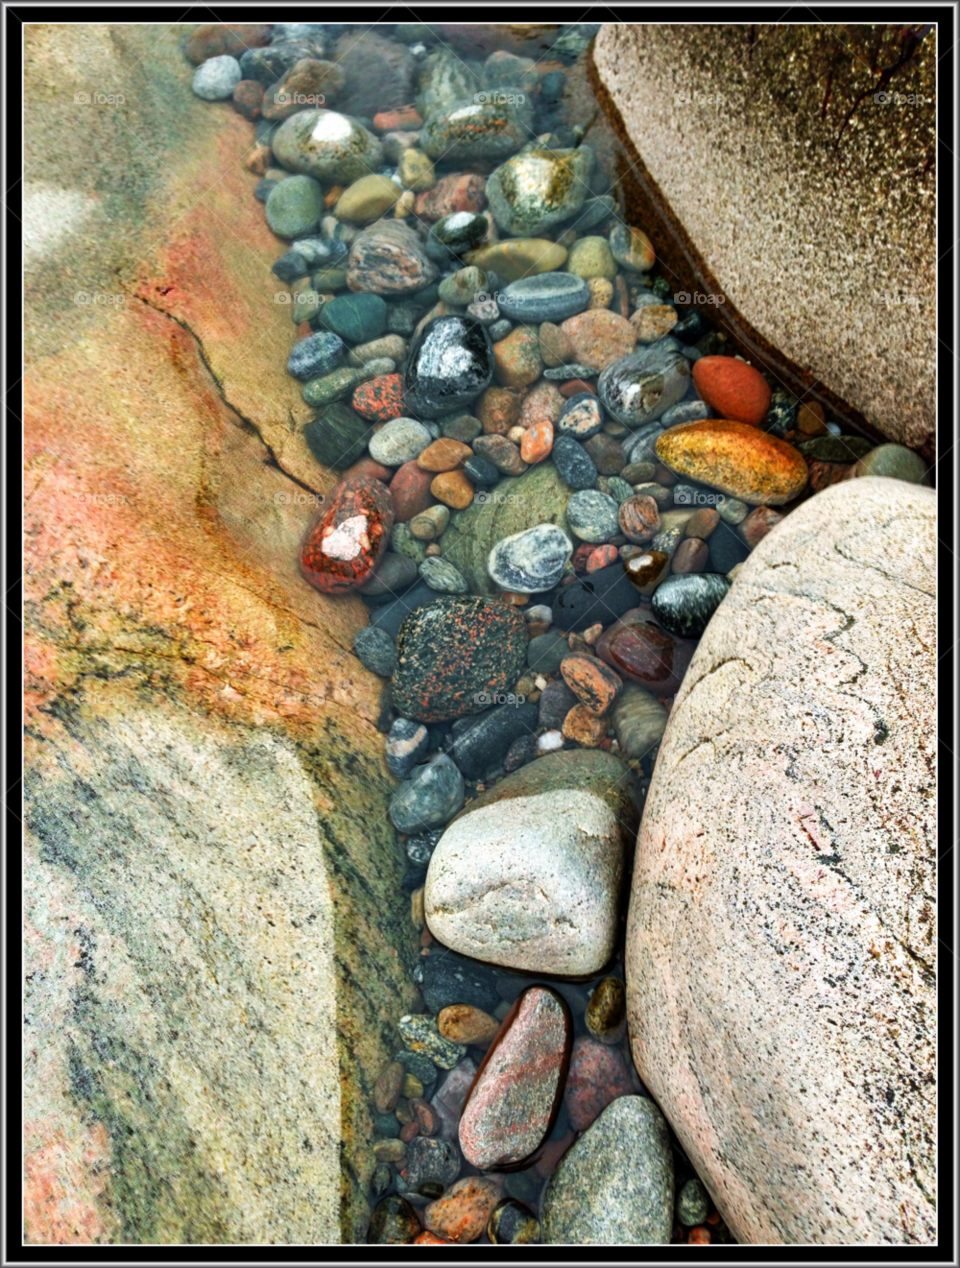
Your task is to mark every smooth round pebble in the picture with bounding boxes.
[566,490,621,543]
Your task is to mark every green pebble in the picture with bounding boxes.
[851,442,931,485]
[265,174,324,239]
[398,1014,467,1069]
[391,522,428,564]
[302,366,362,406]
[320,292,388,344]
[440,413,483,443]
[565,235,616,280]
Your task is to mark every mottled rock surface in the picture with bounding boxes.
[626,477,936,1244]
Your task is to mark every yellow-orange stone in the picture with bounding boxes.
[417,438,473,472]
[655,420,809,506]
[431,470,475,509]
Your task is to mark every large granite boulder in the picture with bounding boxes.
[593,24,935,457]
[23,23,417,1245]
[626,477,936,1244]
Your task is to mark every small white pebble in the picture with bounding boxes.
[534,675,547,690]
[525,604,552,624]
[538,730,564,753]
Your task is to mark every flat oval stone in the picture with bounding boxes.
[369,417,432,466]
[485,146,593,236]
[651,573,731,639]
[459,985,572,1171]
[450,702,540,781]
[693,355,772,427]
[272,108,384,183]
[421,96,529,161]
[566,490,621,543]
[585,975,627,1045]
[611,683,668,760]
[497,273,591,323]
[464,239,568,283]
[557,392,603,439]
[404,315,494,418]
[656,419,809,506]
[609,223,656,273]
[599,345,691,426]
[552,434,598,490]
[596,611,696,696]
[300,475,393,594]
[392,595,529,722]
[419,556,469,593]
[487,524,573,593]
[287,329,345,380]
[389,753,465,833]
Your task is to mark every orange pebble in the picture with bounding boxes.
[706,1210,720,1225]
[430,470,475,509]
[520,419,554,464]
[692,355,771,427]
[324,185,343,208]
[244,144,272,175]
[688,1226,711,1244]
[414,1231,451,1244]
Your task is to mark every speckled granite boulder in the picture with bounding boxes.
[626,477,936,1244]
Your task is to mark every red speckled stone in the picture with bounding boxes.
[459,985,572,1172]
[563,1035,634,1131]
[571,542,595,574]
[560,654,623,715]
[185,23,272,64]
[390,461,435,522]
[352,373,405,423]
[586,544,619,573]
[596,609,696,697]
[415,174,487,220]
[300,476,393,595]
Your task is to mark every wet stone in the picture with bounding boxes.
[488,524,573,594]
[450,702,540,780]
[552,435,598,490]
[300,476,393,595]
[354,625,397,677]
[488,1198,541,1244]
[404,1136,460,1190]
[585,976,627,1045]
[404,315,494,418]
[598,345,690,427]
[386,717,430,779]
[427,212,489,262]
[651,573,731,639]
[528,633,572,676]
[497,272,591,323]
[677,1177,710,1227]
[421,947,500,1014]
[368,1195,422,1244]
[399,1014,468,1069]
[564,1036,635,1132]
[302,402,372,471]
[272,109,384,184]
[566,490,621,543]
[596,613,696,696]
[287,330,345,380]
[369,418,432,467]
[557,393,603,439]
[424,1176,502,1243]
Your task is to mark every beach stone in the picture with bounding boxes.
[450,701,539,779]
[609,224,656,273]
[553,564,639,633]
[670,537,709,574]
[410,505,450,541]
[459,985,572,1170]
[438,1005,500,1047]
[485,146,593,236]
[389,754,465,833]
[440,414,483,445]
[346,220,438,296]
[272,108,383,183]
[352,373,406,424]
[391,521,428,566]
[552,435,598,491]
[186,23,272,63]
[497,273,591,323]
[192,55,242,100]
[536,680,577,731]
[424,750,634,975]
[369,418,432,467]
[300,475,392,595]
[367,1195,421,1244]
[404,315,494,418]
[419,557,468,594]
[662,399,712,427]
[566,236,617,280]
[353,625,397,677]
[404,1136,460,1191]
[631,304,679,344]
[583,433,627,475]
[493,327,543,389]
[564,1036,634,1131]
[421,96,529,161]
[262,59,345,122]
[562,701,607,747]
[566,490,621,543]
[464,239,568,283]
[541,1097,673,1244]
[677,1178,710,1227]
[389,461,434,522]
[417,438,472,473]
[488,1198,541,1244]
[415,46,479,117]
[421,949,499,1014]
[693,356,772,427]
[266,174,325,239]
[415,173,488,221]
[392,595,529,722]
[477,387,522,435]
[302,402,372,471]
[437,266,486,309]
[539,321,575,368]
[561,654,622,715]
[626,477,936,1244]
[848,443,932,485]
[331,28,415,112]
[656,420,809,505]
[596,610,696,696]
[488,524,573,594]
[319,292,387,343]
[561,310,636,372]
[557,393,603,440]
[424,1177,501,1243]
[739,505,784,549]
[431,471,475,509]
[519,381,565,430]
[585,976,627,1045]
[526,636,569,680]
[399,1015,467,1070]
[385,718,430,779]
[598,345,691,427]
[623,548,668,595]
[399,148,436,192]
[652,574,730,638]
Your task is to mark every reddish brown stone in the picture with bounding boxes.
[518,381,564,429]
[185,23,272,64]
[400,1120,420,1143]
[807,458,852,492]
[344,456,393,484]
[583,433,627,475]
[560,310,636,372]
[244,144,272,174]
[390,461,435,522]
[352,373,404,423]
[559,379,596,398]
[596,610,696,696]
[739,505,784,548]
[413,1231,451,1244]
[477,386,521,435]
[439,1004,501,1048]
[560,654,622,715]
[458,986,571,1171]
[685,507,720,539]
[619,494,661,544]
[262,60,346,122]
[534,1129,574,1179]
[692,355,772,427]
[373,105,423,131]
[562,704,608,747]
[586,544,619,573]
[424,1177,501,1243]
[571,542,594,574]
[231,79,264,120]
[300,475,392,595]
[417,438,473,473]
[624,551,669,595]
[563,1035,634,1131]
[409,1097,441,1136]
[415,174,487,220]
[671,537,709,574]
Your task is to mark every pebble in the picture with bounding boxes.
[693,355,772,427]
[187,23,272,65]
[441,412,483,444]
[192,54,242,100]
[566,490,621,543]
[553,563,639,632]
[661,398,712,427]
[436,267,486,310]
[391,520,428,565]
[617,494,661,544]
[424,1176,502,1243]
[410,1097,440,1137]
[496,272,591,323]
[367,1195,421,1243]
[585,976,628,1045]
[417,438,472,473]
[419,557,468,593]
[564,1035,635,1131]
[848,442,931,485]
[427,213,489,263]
[464,239,568,283]
[566,235,617,280]
[656,420,809,505]
[389,461,434,522]
[587,277,615,310]
[739,505,784,548]
[488,1198,541,1244]
[472,434,527,476]
[485,146,594,236]
[562,703,609,746]
[541,1097,674,1244]
[392,595,529,723]
[389,754,465,832]
[556,393,603,440]
[631,303,679,344]
[684,506,720,539]
[369,417,432,466]
[347,221,438,296]
[420,95,530,161]
[552,435,598,490]
[399,148,436,192]
[677,1177,710,1227]
[459,985,572,1170]
[404,1136,460,1191]
[671,536,709,574]
[399,1014,468,1069]
[450,701,540,779]
[717,494,749,525]
[300,476,393,595]
[493,327,543,389]
[386,717,430,779]
[560,310,637,372]
[598,345,690,427]
[415,172,487,220]
[266,172,327,240]
[272,108,383,184]
[528,633,572,677]
[404,315,494,417]
[438,1004,501,1047]
[320,292,387,343]
[609,223,656,272]
[353,625,398,677]
[487,524,573,593]
[302,402,372,471]
[584,433,627,475]
[353,373,406,422]
[410,504,450,540]
[539,321,575,367]
[596,611,695,696]
[431,471,475,509]
[651,573,730,638]
[561,654,623,715]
